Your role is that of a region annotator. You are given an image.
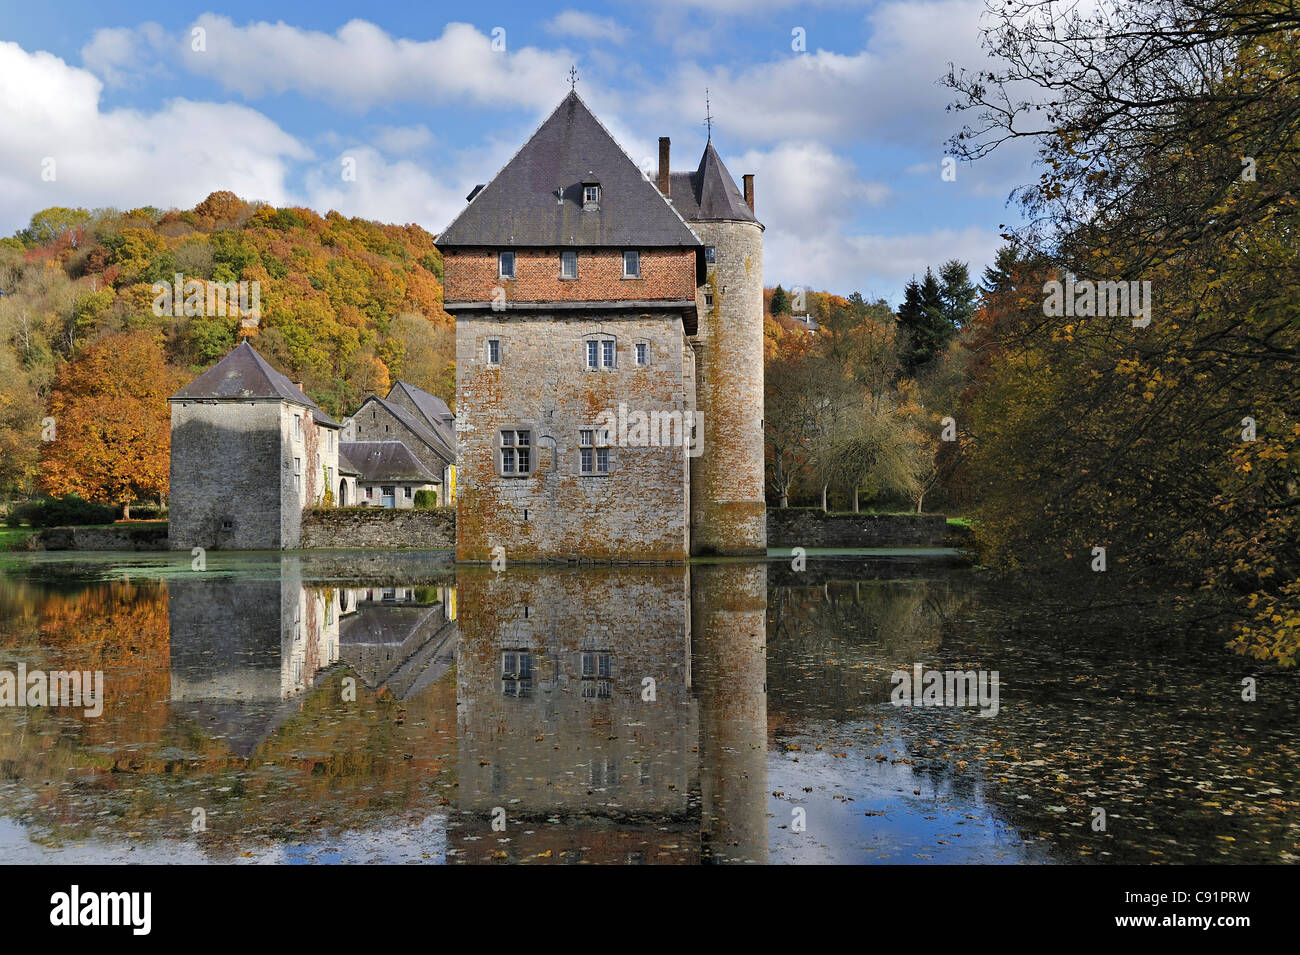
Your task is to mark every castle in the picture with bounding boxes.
[438,90,766,562]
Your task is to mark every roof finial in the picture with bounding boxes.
[568,65,579,90]
[704,88,713,142]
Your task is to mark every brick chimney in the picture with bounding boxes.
[742,174,755,213]
[657,137,671,198]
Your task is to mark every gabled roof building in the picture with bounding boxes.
[438,90,765,561]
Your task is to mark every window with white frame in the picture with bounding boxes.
[585,338,616,370]
[500,429,532,475]
[561,250,578,278]
[635,342,648,366]
[293,457,302,491]
[294,414,302,440]
[578,427,610,475]
[502,650,533,697]
[580,651,613,700]
[705,246,715,265]
[586,339,599,369]
[602,339,615,368]
[498,251,516,279]
[584,185,599,204]
[622,250,640,278]
[486,338,500,364]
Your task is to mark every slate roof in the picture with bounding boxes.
[170,340,340,427]
[668,141,759,224]
[436,91,700,249]
[387,380,456,449]
[340,441,440,483]
[358,394,457,465]
[336,445,361,477]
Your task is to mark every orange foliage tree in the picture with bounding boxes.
[40,331,185,516]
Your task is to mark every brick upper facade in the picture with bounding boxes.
[443,248,697,305]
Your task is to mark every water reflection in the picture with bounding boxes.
[0,557,1295,864]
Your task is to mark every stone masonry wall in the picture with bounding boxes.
[689,220,766,555]
[300,507,456,549]
[444,248,696,303]
[170,400,283,550]
[455,310,692,562]
[767,509,950,548]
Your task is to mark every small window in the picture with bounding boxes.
[404,486,412,498]
[602,339,615,368]
[704,246,715,265]
[704,290,714,308]
[294,415,302,439]
[622,250,640,278]
[365,486,373,498]
[635,343,647,366]
[503,650,533,697]
[498,251,515,279]
[560,250,578,279]
[586,340,599,369]
[487,338,500,364]
[579,429,610,475]
[500,429,532,476]
[584,185,599,204]
[293,457,302,492]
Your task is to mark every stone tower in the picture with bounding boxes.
[663,139,767,556]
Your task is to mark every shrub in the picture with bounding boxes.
[413,489,438,510]
[5,495,120,528]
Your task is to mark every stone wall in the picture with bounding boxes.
[300,507,456,550]
[34,523,170,551]
[766,509,950,548]
[455,310,692,562]
[443,248,696,303]
[689,219,766,556]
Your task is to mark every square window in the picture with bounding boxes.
[586,340,599,369]
[584,185,599,203]
[561,250,577,278]
[487,338,500,364]
[500,429,531,476]
[635,343,647,366]
[602,340,615,368]
[622,251,640,278]
[704,291,714,308]
[498,251,515,279]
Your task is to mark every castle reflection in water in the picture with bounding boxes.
[162,561,768,863]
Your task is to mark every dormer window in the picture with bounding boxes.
[498,251,515,279]
[582,176,600,212]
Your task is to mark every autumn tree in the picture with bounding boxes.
[947,0,1300,663]
[40,331,184,517]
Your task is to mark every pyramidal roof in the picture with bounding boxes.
[669,141,759,224]
[437,91,700,248]
[171,340,339,426]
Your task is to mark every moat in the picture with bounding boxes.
[0,551,1295,864]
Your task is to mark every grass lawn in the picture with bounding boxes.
[0,527,37,551]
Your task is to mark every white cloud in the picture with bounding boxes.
[766,225,1001,301]
[179,16,576,112]
[734,142,890,240]
[370,124,437,155]
[0,41,310,235]
[544,10,630,45]
[81,23,173,87]
[303,147,471,235]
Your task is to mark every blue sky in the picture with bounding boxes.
[0,0,1038,304]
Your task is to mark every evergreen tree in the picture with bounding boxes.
[896,268,949,374]
[938,259,977,329]
[980,243,1021,300]
[770,284,790,315]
